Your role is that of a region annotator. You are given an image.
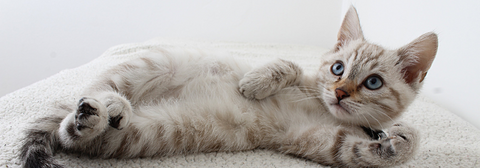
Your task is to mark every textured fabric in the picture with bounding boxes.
[1,39,479,167]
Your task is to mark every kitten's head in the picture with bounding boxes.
[318,6,437,128]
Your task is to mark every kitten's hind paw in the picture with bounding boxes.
[102,95,132,130]
[74,97,109,136]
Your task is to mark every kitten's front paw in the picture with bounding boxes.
[239,59,302,100]
[239,72,279,100]
[74,97,109,135]
[365,122,419,165]
[386,122,420,156]
[349,122,419,167]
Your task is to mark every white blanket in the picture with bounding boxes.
[1,39,479,167]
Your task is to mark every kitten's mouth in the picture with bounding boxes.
[331,102,351,115]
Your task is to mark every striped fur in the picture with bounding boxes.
[20,6,437,168]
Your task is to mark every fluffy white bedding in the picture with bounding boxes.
[1,39,479,167]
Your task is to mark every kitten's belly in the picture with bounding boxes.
[175,59,254,115]
[132,51,253,108]
[148,58,261,150]
[172,54,252,107]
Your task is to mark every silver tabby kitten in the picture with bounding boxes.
[20,6,437,168]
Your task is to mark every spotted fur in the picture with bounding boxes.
[20,6,437,168]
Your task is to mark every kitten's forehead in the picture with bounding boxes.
[343,41,394,79]
[349,41,386,63]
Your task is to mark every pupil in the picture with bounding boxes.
[370,78,377,84]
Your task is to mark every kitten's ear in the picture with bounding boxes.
[397,32,438,86]
[336,6,364,50]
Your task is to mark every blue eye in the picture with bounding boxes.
[331,62,344,76]
[364,76,383,90]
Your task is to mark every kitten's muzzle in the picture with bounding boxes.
[335,88,350,102]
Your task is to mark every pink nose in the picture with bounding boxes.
[335,88,350,101]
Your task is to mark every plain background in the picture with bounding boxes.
[1,0,479,129]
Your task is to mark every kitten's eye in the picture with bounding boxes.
[364,75,383,90]
[331,62,344,76]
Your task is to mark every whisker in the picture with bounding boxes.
[360,113,373,131]
[296,85,319,89]
[365,112,384,130]
[372,108,396,125]
[349,100,363,106]
[291,96,320,103]
[275,93,315,99]
[322,91,336,99]
[345,101,361,109]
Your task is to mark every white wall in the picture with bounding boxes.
[342,0,480,129]
[0,0,342,96]
[4,0,476,129]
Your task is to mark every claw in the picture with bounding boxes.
[76,123,88,131]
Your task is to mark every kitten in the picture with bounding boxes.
[20,6,437,168]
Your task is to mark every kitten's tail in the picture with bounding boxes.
[19,115,65,168]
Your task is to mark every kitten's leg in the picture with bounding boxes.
[277,122,419,167]
[239,59,303,99]
[336,122,420,167]
[58,98,109,145]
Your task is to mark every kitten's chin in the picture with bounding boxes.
[328,103,351,119]
[328,105,366,126]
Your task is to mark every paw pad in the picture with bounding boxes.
[108,115,124,130]
[78,102,97,115]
